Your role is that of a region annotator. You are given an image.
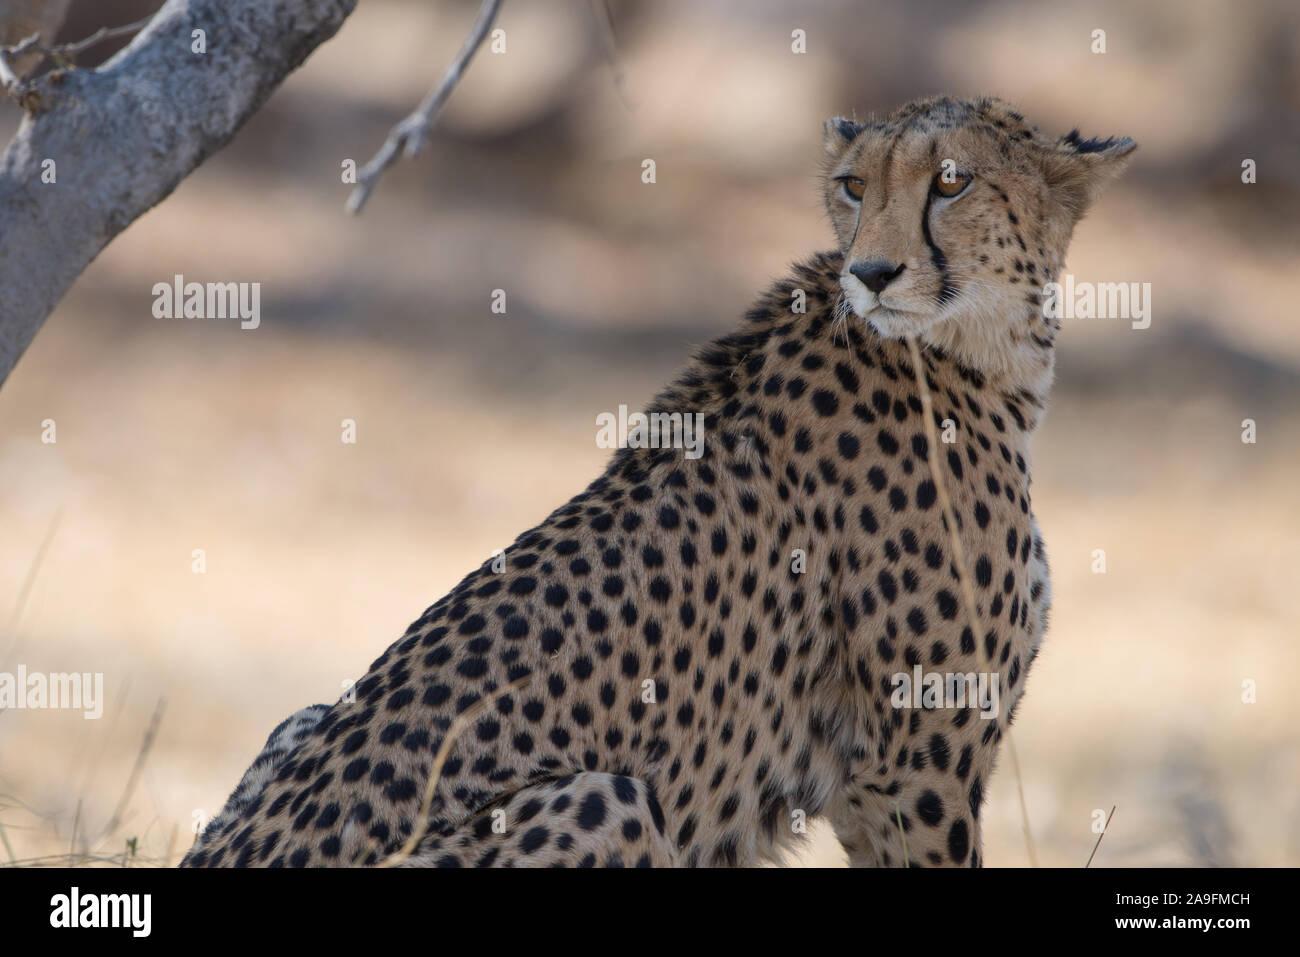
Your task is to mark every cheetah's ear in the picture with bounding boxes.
[1037,131,1137,221]
[822,117,864,159]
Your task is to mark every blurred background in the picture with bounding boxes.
[0,0,1297,867]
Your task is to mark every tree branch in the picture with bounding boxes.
[0,0,357,389]
[346,0,501,215]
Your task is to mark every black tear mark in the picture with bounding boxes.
[921,190,956,305]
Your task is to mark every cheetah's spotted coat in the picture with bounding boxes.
[183,96,1134,868]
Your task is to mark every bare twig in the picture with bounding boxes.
[37,15,153,61]
[903,334,1039,867]
[347,0,503,214]
[0,46,22,94]
[0,15,153,104]
[1086,805,1116,867]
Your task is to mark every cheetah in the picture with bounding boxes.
[183,95,1134,868]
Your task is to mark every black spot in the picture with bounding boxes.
[859,505,879,534]
[540,628,563,653]
[916,480,936,509]
[948,819,970,864]
[811,390,839,416]
[936,590,958,619]
[520,826,550,853]
[928,734,951,771]
[457,656,488,678]
[577,791,607,831]
[613,777,638,805]
[916,790,945,826]
[508,576,537,596]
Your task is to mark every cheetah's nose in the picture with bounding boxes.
[849,259,906,294]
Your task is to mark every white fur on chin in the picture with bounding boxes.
[836,272,1054,399]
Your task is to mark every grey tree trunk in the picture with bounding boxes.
[0,0,356,388]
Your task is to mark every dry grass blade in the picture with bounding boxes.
[379,675,532,867]
[1005,734,1037,866]
[98,698,165,842]
[893,800,909,867]
[1,508,61,668]
[69,797,81,864]
[903,334,1039,867]
[2,849,168,868]
[1086,805,1116,867]
[163,821,177,869]
[0,820,15,864]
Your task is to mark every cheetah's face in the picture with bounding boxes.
[821,96,1134,383]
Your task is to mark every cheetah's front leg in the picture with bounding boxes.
[827,763,986,868]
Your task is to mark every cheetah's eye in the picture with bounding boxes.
[838,177,866,202]
[932,171,973,199]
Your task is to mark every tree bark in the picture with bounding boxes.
[0,0,356,388]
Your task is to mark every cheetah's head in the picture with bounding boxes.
[822,95,1135,391]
